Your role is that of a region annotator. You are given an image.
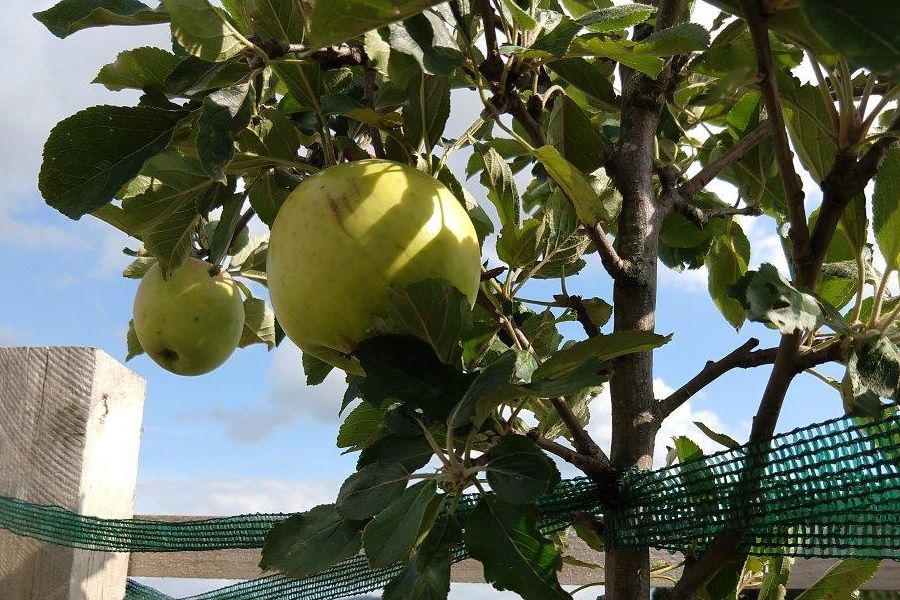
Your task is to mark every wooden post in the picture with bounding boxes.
[0,347,146,600]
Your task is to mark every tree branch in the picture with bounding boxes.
[526,430,608,474]
[656,339,847,420]
[549,396,610,469]
[674,201,763,229]
[737,0,811,272]
[584,222,637,281]
[553,294,601,338]
[679,120,772,198]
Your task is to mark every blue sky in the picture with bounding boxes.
[0,1,874,597]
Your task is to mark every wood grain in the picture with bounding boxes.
[0,347,146,600]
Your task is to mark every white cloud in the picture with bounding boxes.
[135,477,341,516]
[587,379,746,467]
[207,344,349,444]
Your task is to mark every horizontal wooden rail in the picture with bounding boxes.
[127,517,900,589]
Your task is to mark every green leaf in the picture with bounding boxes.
[405,74,451,152]
[802,0,900,81]
[448,350,526,429]
[530,331,672,393]
[302,352,334,385]
[126,319,145,361]
[545,95,608,173]
[382,514,459,600]
[498,220,546,269]
[873,147,900,269]
[501,0,537,31]
[572,512,604,552]
[794,558,881,600]
[260,504,362,579]
[530,15,580,57]
[579,38,663,78]
[706,221,751,329]
[162,0,249,62]
[729,264,844,334]
[123,256,157,278]
[239,297,276,349]
[197,82,255,182]
[337,401,388,450]
[478,145,521,229]
[534,384,597,441]
[849,336,900,399]
[362,480,440,568]
[759,556,793,600]
[356,335,475,421]
[358,434,433,472]
[465,497,569,600]
[389,12,465,76]
[207,195,242,265]
[546,58,617,110]
[694,421,740,449]
[379,279,472,365]
[637,22,710,56]
[34,0,168,39]
[243,0,306,43]
[39,106,186,219]
[532,145,608,225]
[165,56,250,97]
[673,435,703,463]
[121,151,226,277]
[485,435,561,505]
[93,47,181,93]
[578,4,656,32]
[307,0,447,48]
[337,462,410,520]
[784,84,836,182]
[248,169,297,226]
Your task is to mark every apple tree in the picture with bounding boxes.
[33,0,900,598]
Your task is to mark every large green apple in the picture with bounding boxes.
[133,257,245,376]
[267,159,481,373]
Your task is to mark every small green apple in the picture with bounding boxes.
[133,257,245,376]
[267,159,481,373]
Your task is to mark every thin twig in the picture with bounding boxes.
[678,120,772,198]
[585,222,636,281]
[738,0,811,271]
[526,430,607,473]
[549,397,610,469]
[553,294,601,338]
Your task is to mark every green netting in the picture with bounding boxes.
[2,412,899,600]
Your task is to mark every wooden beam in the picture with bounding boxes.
[0,347,146,600]
[127,528,900,589]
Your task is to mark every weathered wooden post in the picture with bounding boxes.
[0,347,146,600]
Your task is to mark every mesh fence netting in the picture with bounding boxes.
[2,412,899,600]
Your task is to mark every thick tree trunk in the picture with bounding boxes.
[606,88,666,600]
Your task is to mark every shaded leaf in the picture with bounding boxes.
[873,147,900,269]
[389,12,465,76]
[260,504,362,579]
[465,497,569,600]
[93,47,181,92]
[382,514,460,600]
[337,462,410,520]
[405,74,451,152]
[163,0,249,62]
[485,435,561,505]
[545,95,608,173]
[39,105,186,219]
[532,145,607,225]
[307,0,447,48]
[358,434,433,472]
[302,352,334,385]
[706,221,751,329]
[197,82,255,182]
[794,558,881,600]
[126,319,145,361]
[239,297,276,349]
[802,0,900,81]
[694,421,740,449]
[760,556,794,600]
[477,145,521,229]
[34,0,168,39]
[362,480,440,568]
[356,335,476,421]
[379,279,472,365]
